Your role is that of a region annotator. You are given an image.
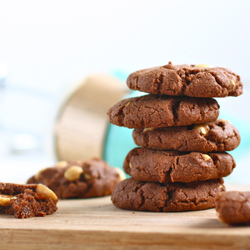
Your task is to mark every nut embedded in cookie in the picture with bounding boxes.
[193,124,210,135]
[36,184,58,202]
[0,194,17,206]
[195,64,212,68]
[64,166,84,181]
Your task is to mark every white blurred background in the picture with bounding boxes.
[0,0,249,183]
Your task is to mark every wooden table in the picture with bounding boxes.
[1,185,250,250]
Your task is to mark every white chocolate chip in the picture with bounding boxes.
[195,64,212,68]
[56,161,68,167]
[194,124,210,136]
[36,184,58,202]
[0,194,16,206]
[114,168,126,181]
[143,127,155,133]
[64,166,83,181]
[202,154,211,161]
[129,163,133,169]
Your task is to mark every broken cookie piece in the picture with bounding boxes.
[216,191,250,225]
[27,158,125,199]
[0,183,58,219]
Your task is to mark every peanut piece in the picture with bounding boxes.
[143,127,155,133]
[36,184,58,202]
[125,101,131,107]
[0,194,16,206]
[194,124,210,135]
[195,64,212,68]
[64,166,83,181]
[202,154,211,161]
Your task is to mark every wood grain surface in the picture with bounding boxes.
[1,184,250,250]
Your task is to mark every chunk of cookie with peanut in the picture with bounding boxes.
[0,182,58,218]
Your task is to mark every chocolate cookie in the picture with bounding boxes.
[0,183,58,219]
[127,62,243,97]
[27,158,125,199]
[133,119,240,152]
[111,178,225,212]
[124,148,235,183]
[216,191,250,225]
[107,94,219,128]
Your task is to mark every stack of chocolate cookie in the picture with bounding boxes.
[108,62,243,212]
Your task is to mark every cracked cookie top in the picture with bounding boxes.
[111,178,225,212]
[133,119,240,152]
[127,62,243,97]
[123,148,235,183]
[107,94,219,128]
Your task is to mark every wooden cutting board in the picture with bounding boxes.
[1,185,250,250]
